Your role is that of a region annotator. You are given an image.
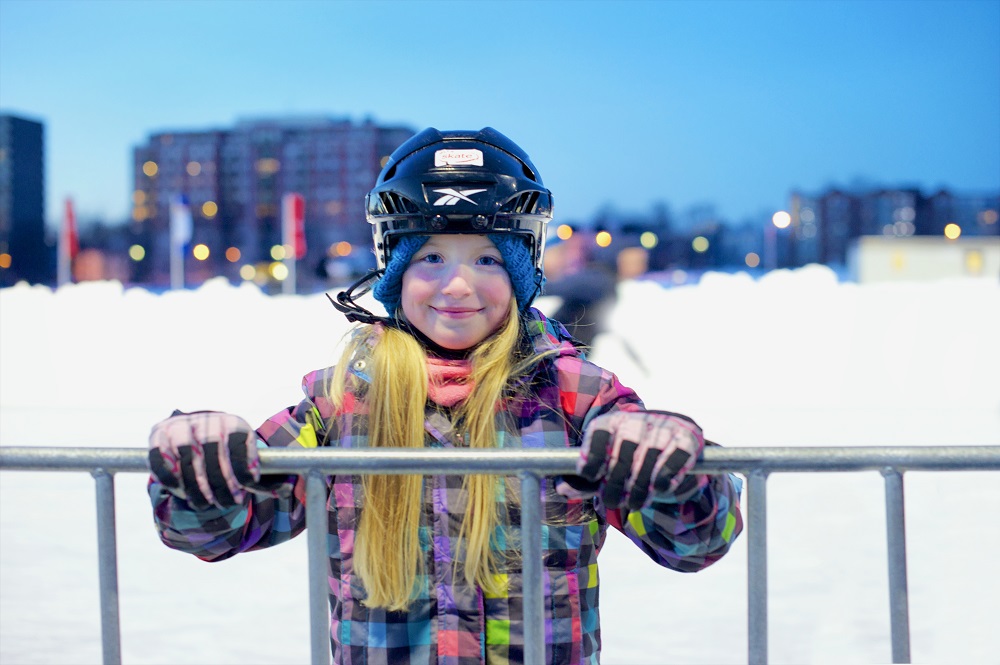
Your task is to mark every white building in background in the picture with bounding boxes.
[849,235,1000,283]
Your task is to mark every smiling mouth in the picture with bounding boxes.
[432,307,482,316]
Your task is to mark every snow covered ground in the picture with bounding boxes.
[1,266,998,664]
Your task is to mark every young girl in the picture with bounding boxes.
[148,128,743,664]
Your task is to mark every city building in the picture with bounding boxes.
[132,117,414,289]
[0,113,47,286]
[789,186,999,267]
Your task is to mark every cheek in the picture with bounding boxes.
[480,274,513,305]
[400,274,432,319]
[401,272,433,303]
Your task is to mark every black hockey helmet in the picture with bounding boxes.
[366,127,553,273]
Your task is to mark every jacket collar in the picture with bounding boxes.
[521,307,586,360]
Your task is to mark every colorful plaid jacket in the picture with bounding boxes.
[150,309,743,664]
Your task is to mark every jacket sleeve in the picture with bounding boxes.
[559,357,744,573]
[148,367,337,562]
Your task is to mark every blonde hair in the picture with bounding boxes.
[329,299,526,610]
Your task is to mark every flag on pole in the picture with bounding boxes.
[62,197,79,260]
[57,197,79,285]
[169,194,192,290]
[282,193,306,259]
[170,194,193,249]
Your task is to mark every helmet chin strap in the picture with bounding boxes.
[327,269,395,326]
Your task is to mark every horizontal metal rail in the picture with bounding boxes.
[3,445,998,474]
[2,445,998,665]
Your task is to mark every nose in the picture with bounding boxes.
[440,265,474,297]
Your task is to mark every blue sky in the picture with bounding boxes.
[1,0,998,229]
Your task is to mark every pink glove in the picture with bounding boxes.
[148,410,293,510]
[557,410,707,510]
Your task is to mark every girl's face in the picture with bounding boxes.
[401,234,513,350]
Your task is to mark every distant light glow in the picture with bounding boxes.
[239,264,256,281]
[142,161,158,177]
[0,253,11,269]
[891,251,906,272]
[595,231,612,247]
[186,161,202,177]
[556,224,574,241]
[671,270,687,285]
[334,241,352,257]
[745,252,760,268]
[800,208,815,223]
[692,236,709,253]
[944,223,962,240]
[270,245,286,260]
[132,206,148,222]
[255,158,281,175]
[132,190,146,205]
[965,250,984,275]
[270,262,289,280]
[202,201,218,218]
[128,245,145,261]
[772,211,791,229]
[639,231,658,249]
[981,210,998,225]
[192,244,210,261]
[225,247,241,262]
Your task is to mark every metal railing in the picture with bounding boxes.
[2,444,998,665]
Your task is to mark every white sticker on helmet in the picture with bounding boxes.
[435,149,484,167]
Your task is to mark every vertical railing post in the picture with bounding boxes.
[748,469,769,665]
[881,468,911,663]
[91,469,122,665]
[520,471,545,665]
[306,471,331,665]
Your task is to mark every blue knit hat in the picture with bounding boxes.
[372,234,541,317]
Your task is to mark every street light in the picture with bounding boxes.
[765,211,791,270]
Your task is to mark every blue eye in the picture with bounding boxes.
[477,255,503,267]
[417,253,443,264]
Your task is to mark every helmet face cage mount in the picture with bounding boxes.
[366,127,553,273]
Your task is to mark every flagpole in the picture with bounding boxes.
[170,245,184,290]
[284,252,297,295]
[282,197,294,295]
[57,231,70,288]
[170,194,192,290]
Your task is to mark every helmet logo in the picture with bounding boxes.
[435,149,483,167]
[432,188,487,206]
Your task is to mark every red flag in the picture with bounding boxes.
[282,193,306,260]
[63,197,79,261]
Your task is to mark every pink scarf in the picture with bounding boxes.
[426,357,474,407]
